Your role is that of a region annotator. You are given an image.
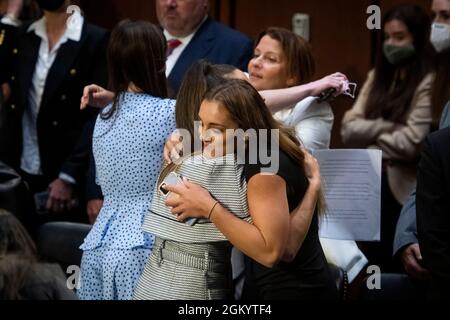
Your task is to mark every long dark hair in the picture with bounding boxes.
[159,61,238,184]
[0,209,38,300]
[365,5,433,122]
[175,60,237,137]
[257,27,315,85]
[101,20,168,120]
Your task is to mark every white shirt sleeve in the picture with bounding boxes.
[274,97,334,151]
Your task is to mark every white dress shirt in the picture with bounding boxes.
[164,15,207,77]
[21,15,83,179]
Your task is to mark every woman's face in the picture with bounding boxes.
[248,35,295,91]
[383,19,414,47]
[198,100,238,158]
[432,0,450,24]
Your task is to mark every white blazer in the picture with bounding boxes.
[274,96,334,151]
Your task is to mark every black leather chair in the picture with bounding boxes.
[328,263,349,300]
[0,161,34,228]
[359,273,426,300]
[37,222,92,271]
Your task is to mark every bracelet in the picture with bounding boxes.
[208,201,219,220]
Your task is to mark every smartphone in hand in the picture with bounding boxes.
[33,191,80,214]
[34,191,49,215]
[159,172,197,226]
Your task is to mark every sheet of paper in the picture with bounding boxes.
[313,149,382,241]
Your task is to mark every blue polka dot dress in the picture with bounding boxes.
[78,92,176,300]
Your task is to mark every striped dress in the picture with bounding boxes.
[133,153,250,300]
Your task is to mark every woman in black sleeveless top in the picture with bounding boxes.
[164,79,337,300]
[243,150,336,299]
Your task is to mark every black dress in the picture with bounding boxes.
[242,150,337,300]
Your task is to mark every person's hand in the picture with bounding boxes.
[46,179,74,213]
[80,84,114,110]
[164,179,217,221]
[163,130,184,164]
[87,199,103,224]
[400,243,431,282]
[302,148,321,187]
[308,72,348,97]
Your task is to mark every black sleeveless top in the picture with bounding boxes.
[243,149,337,300]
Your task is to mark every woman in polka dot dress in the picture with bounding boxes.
[77,20,176,300]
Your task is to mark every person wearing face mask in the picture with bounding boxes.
[0,0,108,236]
[392,0,450,293]
[430,0,450,127]
[341,5,435,273]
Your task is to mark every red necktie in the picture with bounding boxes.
[166,39,182,57]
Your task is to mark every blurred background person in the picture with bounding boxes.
[1,0,40,107]
[157,0,253,96]
[0,208,77,300]
[417,125,450,300]
[0,0,108,236]
[430,0,450,127]
[393,0,450,291]
[341,4,434,272]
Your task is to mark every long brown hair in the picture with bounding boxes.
[206,80,325,214]
[257,27,315,85]
[101,20,168,120]
[159,61,237,184]
[175,60,237,137]
[0,209,38,300]
[365,5,434,122]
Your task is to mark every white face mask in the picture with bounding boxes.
[430,22,450,53]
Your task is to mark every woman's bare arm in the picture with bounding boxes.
[164,175,290,268]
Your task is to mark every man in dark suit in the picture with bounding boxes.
[417,125,450,299]
[0,0,24,106]
[393,101,450,282]
[0,0,108,233]
[157,0,253,95]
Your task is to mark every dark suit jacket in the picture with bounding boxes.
[393,102,450,257]
[0,17,17,85]
[0,20,108,187]
[167,17,253,95]
[417,126,450,299]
